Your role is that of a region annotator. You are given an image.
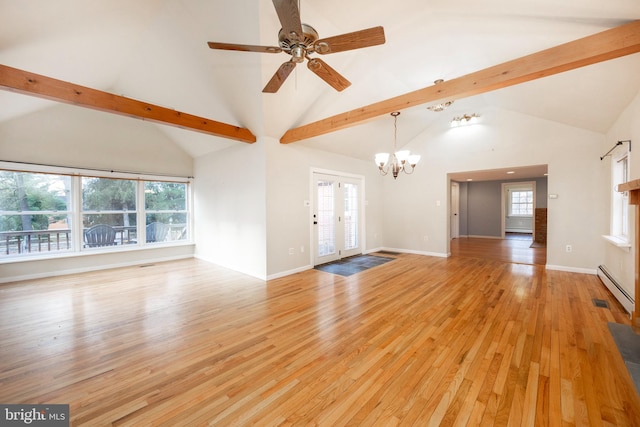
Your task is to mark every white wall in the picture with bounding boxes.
[2,97,632,282]
[603,91,640,299]
[193,139,267,279]
[0,104,195,282]
[0,103,193,176]
[382,107,608,272]
[265,137,385,278]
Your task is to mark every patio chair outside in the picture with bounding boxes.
[146,222,170,243]
[84,224,117,248]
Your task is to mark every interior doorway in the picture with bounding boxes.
[447,165,548,264]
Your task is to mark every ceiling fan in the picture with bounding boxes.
[207,0,386,93]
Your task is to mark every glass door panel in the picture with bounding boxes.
[317,179,336,259]
[342,181,360,257]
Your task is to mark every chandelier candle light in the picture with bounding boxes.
[375,112,420,179]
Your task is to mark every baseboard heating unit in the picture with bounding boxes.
[597,265,634,315]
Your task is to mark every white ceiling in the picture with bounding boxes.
[1,0,639,162]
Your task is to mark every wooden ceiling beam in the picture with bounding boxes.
[280,20,640,144]
[0,64,256,144]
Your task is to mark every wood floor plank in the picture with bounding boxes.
[1,239,639,425]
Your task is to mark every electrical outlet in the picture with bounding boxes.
[566,245,572,253]
[289,248,294,255]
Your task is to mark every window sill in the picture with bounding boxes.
[0,241,194,264]
[602,235,631,251]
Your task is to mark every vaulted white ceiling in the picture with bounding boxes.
[1,0,639,160]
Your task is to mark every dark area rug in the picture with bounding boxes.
[529,241,546,248]
[314,254,395,277]
[608,322,640,393]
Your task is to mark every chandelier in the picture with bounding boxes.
[375,112,420,179]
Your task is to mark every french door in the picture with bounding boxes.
[313,173,362,265]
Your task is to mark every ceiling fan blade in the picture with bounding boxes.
[272,0,303,42]
[307,58,351,92]
[314,26,386,54]
[263,61,297,93]
[208,41,282,54]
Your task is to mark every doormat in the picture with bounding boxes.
[315,254,394,277]
[608,322,640,394]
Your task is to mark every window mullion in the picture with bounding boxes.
[72,175,83,251]
[138,181,146,245]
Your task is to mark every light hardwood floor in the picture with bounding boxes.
[450,234,547,266]
[1,249,639,425]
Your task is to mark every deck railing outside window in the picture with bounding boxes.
[0,229,72,255]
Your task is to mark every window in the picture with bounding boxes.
[0,171,73,255]
[509,190,533,216]
[0,166,190,259]
[82,177,137,246]
[144,182,188,243]
[611,152,629,239]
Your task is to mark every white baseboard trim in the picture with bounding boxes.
[381,247,448,258]
[0,254,193,284]
[364,247,384,254]
[267,264,313,280]
[545,264,597,275]
[192,254,268,281]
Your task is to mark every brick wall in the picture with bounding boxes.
[534,208,547,244]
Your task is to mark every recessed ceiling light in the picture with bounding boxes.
[506,171,515,174]
[466,178,473,181]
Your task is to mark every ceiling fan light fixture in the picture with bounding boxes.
[291,46,306,62]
